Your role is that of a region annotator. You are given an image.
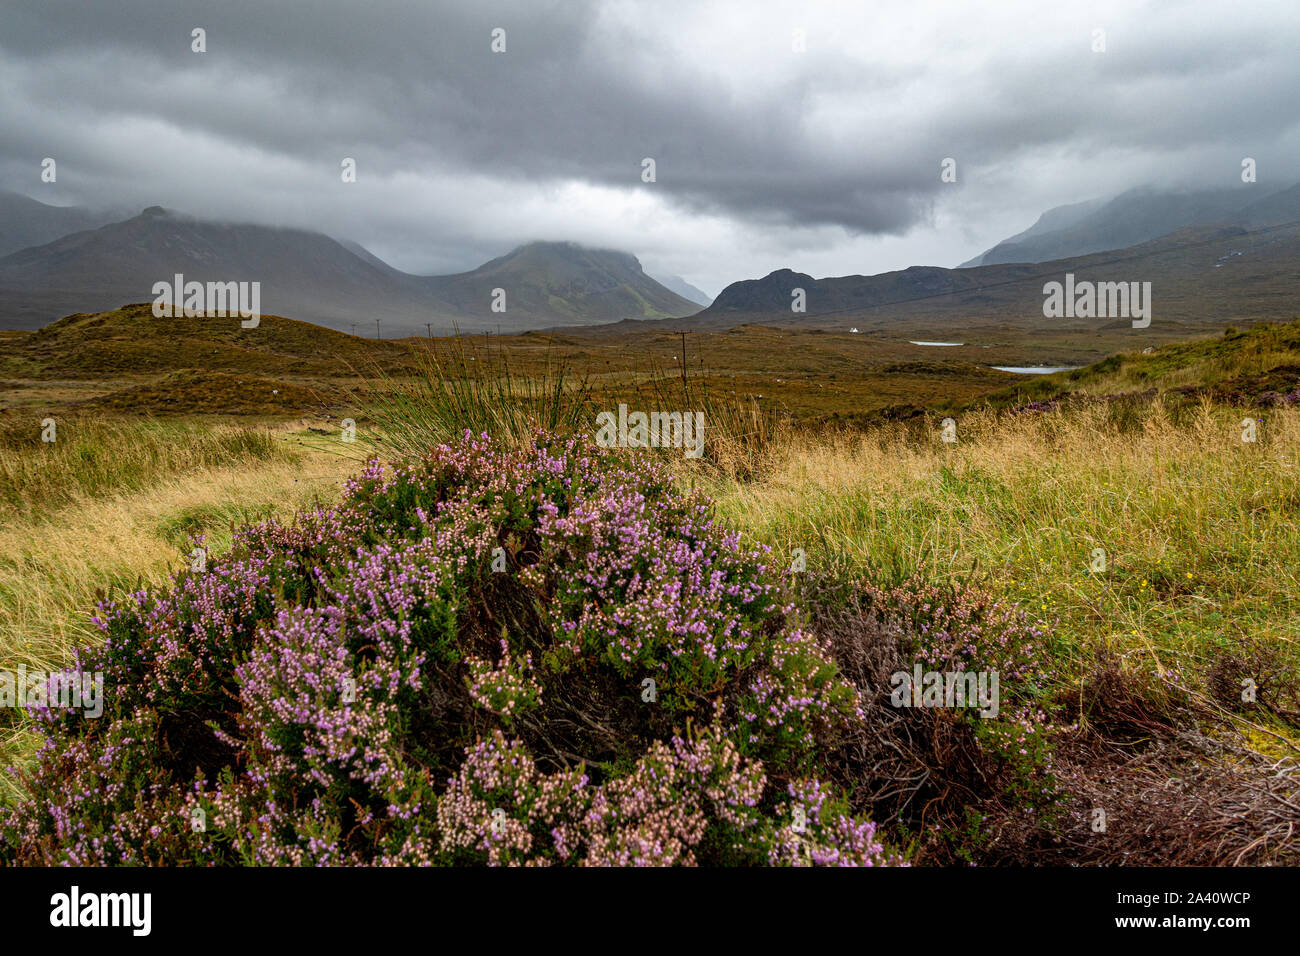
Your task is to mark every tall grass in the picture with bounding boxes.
[0,416,284,518]
[356,334,597,458]
[697,400,1300,736]
[357,333,788,471]
[0,429,355,806]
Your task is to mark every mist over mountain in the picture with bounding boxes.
[960,183,1300,267]
[0,191,121,258]
[4,177,1297,337]
[696,218,1300,334]
[650,274,713,306]
[424,242,699,327]
[956,199,1103,268]
[0,206,698,334]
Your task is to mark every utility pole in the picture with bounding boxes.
[350,322,357,337]
[425,322,433,338]
[375,318,381,340]
[674,329,693,391]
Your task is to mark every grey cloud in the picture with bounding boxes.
[2,0,1298,290]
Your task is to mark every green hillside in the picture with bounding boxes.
[978,320,1300,410]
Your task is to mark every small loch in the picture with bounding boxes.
[992,366,1080,375]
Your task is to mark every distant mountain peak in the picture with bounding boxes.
[650,273,713,306]
[499,239,643,269]
[960,183,1295,268]
[756,268,814,283]
[0,192,121,258]
[0,210,700,333]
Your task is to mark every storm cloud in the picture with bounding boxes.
[2,0,1298,294]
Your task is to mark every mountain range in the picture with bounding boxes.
[0,196,701,334]
[959,183,1300,267]
[4,182,1300,339]
[694,217,1300,337]
[0,191,123,258]
[649,274,713,306]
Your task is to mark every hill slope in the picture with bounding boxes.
[651,273,713,306]
[0,210,699,333]
[0,191,120,258]
[6,302,414,377]
[420,241,699,325]
[0,206,452,334]
[962,183,1298,267]
[976,319,1300,411]
[693,220,1300,338]
[957,198,1102,268]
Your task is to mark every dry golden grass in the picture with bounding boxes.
[4,394,1299,806]
[0,416,288,516]
[695,401,1300,731]
[0,449,354,664]
[0,428,359,802]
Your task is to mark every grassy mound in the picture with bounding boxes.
[79,370,329,416]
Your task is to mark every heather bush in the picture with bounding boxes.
[806,574,1063,863]
[1,432,896,866]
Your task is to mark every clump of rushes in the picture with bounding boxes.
[0,431,900,866]
[356,335,599,458]
[355,332,786,477]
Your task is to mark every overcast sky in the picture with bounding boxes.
[2,0,1298,296]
